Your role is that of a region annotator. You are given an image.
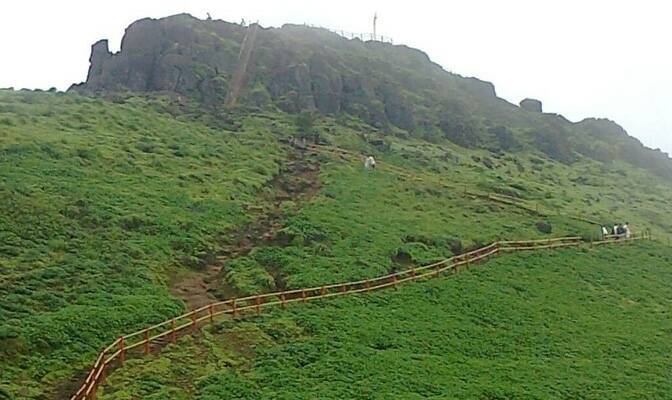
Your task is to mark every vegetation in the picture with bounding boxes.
[77,14,672,181]
[98,242,672,399]
[1,89,671,399]
[0,90,284,397]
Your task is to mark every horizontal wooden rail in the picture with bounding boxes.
[69,232,647,399]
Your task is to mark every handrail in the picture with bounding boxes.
[69,232,648,399]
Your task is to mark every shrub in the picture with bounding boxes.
[295,111,315,136]
[535,220,553,234]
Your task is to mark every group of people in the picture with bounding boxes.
[601,222,630,239]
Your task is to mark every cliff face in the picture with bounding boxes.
[70,14,500,132]
[71,13,672,179]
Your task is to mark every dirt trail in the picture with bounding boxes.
[170,148,321,310]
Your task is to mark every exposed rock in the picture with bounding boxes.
[68,13,672,181]
[520,98,543,113]
[70,13,497,133]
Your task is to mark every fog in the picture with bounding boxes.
[1,0,669,154]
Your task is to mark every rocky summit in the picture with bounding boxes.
[71,13,671,179]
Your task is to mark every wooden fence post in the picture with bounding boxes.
[301,289,307,303]
[100,352,107,384]
[171,319,176,344]
[392,274,398,289]
[209,304,214,324]
[321,286,326,297]
[143,328,150,355]
[255,296,261,315]
[119,336,125,366]
[191,313,197,333]
[366,279,371,293]
[232,298,237,318]
[280,293,287,308]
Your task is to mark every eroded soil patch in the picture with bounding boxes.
[171,148,321,310]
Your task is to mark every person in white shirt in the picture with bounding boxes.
[623,222,631,238]
[364,155,376,170]
[613,224,619,238]
[601,226,609,238]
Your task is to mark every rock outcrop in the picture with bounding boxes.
[70,13,672,180]
[71,14,500,134]
[520,98,543,113]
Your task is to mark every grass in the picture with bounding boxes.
[1,89,671,399]
[98,242,672,399]
[0,90,284,397]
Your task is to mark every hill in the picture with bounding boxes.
[70,13,672,180]
[1,14,672,400]
[1,89,671,399]
[98,242,672,399]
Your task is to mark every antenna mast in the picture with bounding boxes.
[373,13,378,41]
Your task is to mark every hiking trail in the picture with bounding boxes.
[170,148,321,311]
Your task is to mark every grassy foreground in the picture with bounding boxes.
[1,90,671,399]
[98,242,672,399]
[0,90,284,397]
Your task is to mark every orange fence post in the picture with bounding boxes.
[143,328,150,355]
[119,336,125,366]
[209,304,214,324]
[171,319,176,344]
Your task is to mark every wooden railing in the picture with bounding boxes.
[70,233,648,399]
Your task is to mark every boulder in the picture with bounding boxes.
[520,98,543,113]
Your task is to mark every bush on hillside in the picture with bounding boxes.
[535,220,553,234]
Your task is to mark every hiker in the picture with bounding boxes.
[364,155,376,170]
[623,222,631,238]
[618,224,627,239]
[601,225,609,239]
[613,224,619,238]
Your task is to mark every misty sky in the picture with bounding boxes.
[1,0,670,154]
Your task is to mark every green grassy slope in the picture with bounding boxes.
[98,242,672,400]
[1,90,671,399]
[0,90,284,397]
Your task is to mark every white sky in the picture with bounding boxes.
[1,0,670,154]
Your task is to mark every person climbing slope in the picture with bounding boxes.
[623,222,631,238]
[364,155,376,170]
